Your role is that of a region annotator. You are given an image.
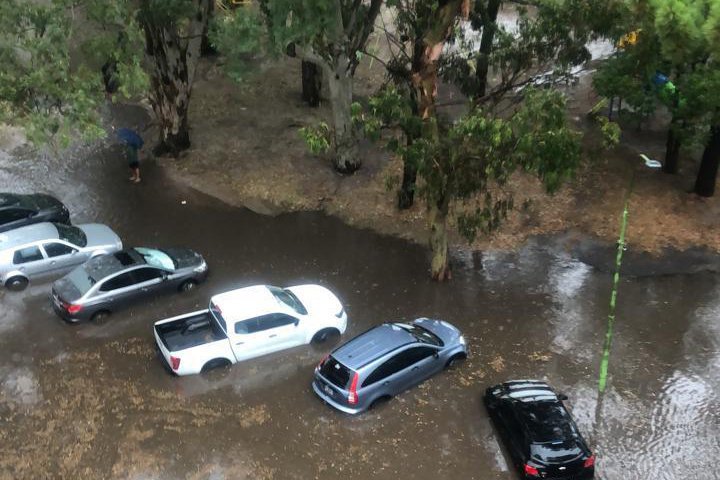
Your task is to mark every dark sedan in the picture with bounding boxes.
[51,247,208,323]
[0,193,70,233]
[484,380,595,479]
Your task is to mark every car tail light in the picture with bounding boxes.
[584,455,595,468]
[67,304,83,314]
[347,372,359,405]
[317,354,329,370]
[524,464,539,476]
[170,356,181,371]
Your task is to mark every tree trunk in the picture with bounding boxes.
[200,0,217,57]
[475,0,501,98]
[398,146,417,209]
[326,56,360,174]
[302,61,322,107]
[663,124,681,174]
[140,0,211,157]
[694,125,720,197]
[429,196,451,281]
[399,47,423,209]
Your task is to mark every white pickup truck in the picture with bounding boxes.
[153,284,347,376]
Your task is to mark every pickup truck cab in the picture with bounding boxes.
[154,284,347,376]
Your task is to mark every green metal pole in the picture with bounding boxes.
[598,168,636,393]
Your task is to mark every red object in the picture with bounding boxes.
[67,304,83,314]
[317,354,329,370]
[170,356,181,370]
[347,371,359,405]
[524,464,539,476]
[584,455,595,468]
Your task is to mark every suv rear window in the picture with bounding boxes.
[319,357,352,388]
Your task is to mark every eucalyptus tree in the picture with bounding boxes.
[0,0,211,155]
[593,0,720,195]
[380,0,615,208]
[363,87,581,280]
[213,0,383,173]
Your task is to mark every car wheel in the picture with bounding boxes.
[91,310,110,324]
[179,280,197,292]
[311,328,340,344]
[370,395,392,410]
[201,358,231,373]
[445,353,467,369]
[5,276,28,291]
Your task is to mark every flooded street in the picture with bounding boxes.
[1,111,719,479]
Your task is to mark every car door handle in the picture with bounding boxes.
[269,334,277,338]
[411,366,419,371]
[235,342,244,346]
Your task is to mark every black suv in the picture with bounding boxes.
[484,380,595,479]
[0,193,70,233]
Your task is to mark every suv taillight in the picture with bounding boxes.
[347,372,359,405]
[67,304,83,314]
[524,464,539,476]
[170,356,181,370]
[584,455,595,468]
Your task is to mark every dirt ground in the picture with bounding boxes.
[159,52,720,260]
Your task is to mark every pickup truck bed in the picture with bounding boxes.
[155,312,227,352]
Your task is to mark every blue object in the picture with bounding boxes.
[116,128,144,149]
[652,72,669,87]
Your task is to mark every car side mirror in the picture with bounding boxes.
[294,318,300,326]
[161,272,169,281]
[558,393,569,401]
[433,352,440,359]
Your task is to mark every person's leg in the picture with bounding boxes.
[132,167,141,183]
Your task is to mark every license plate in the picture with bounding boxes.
[322,384,334,396]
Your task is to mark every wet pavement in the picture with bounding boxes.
[1,109,719,479]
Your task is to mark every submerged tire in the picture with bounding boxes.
[201,358,231,373]
[369,395,392,410]
[311,328,340,344]
[5,276,28,291]
[445,353,467,369]
[179,280,197,292]
[91,310,111,324]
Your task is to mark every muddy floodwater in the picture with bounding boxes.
[1,117,719,479]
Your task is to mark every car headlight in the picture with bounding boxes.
[335,307,345,318]
[458,335,466,346]
[193,261,208,273]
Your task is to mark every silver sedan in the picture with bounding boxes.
[0,222,122,290]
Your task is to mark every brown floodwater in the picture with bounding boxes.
[0,107,718,479]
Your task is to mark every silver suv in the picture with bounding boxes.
[0,222,122,291]
[312,318,467,414]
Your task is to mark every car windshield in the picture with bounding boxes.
[530,442,582,463]
[519,402,576,443]
[396,323,443,346]
[319,357,352,388]
[268,286,308,315]
[66,266,96,293]
[55,224,87,247]
[134,247,176,270]
[0,194,20,207]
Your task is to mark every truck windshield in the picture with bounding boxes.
[209,301,227,334]
[268,286,308,315]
